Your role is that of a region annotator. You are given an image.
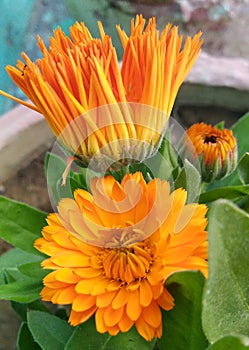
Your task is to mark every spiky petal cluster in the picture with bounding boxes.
[0,16,203,167]
[184,122,237,182]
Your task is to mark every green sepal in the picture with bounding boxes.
[214,121,225,130]
[208,112,249,188]
[174,159,201,202]
[237,152,249,185]
[45,152,98,204]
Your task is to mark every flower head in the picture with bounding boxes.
[0,16,203,170]
[184,122,237,182]
[35,172,208,340]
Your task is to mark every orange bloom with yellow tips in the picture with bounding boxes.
[0,16,203,169]
[35,172,208,341]
[184,122,237,182]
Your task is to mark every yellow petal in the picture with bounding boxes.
[135,316,155,341]
[95,308,108,333]
[55,268,81,283]
[69,306,97,326]
[51,251,90,267]
[96,291,117,308]
[157,288,174,311]
[104,305,124,327]
[72,294,96,312]
[141,301,161,328]
[126,290,142,321]
[52,285,77,304]
[118,312,133,333]
[112,287,129,309]
[139,279,153,307]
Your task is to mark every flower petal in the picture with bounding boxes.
[157,288,174,311]
[135,315,156,341]
[139,279,153,307]
[141,301,162,328]
[126,290,142,320]
[72,294,96,312]
[104,306,124,327]
[112,287,129,309]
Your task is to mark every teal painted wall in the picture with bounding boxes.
[0,0,74,116]
[0,0,35,115]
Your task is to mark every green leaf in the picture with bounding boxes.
[56,176,82,201]
[57,169,99,201]
[11,300,49,322]
[0,254,43,304]
[151,134,178,180]
[0,196,47,255]
[202,200,249,343]
[72,170,89,191]
[160,127,178,168]
[0,248,43,285]
[237,195,249,213]
[45,152,69,204]
[55,307,69,321]
[45,152,96,204]
[17,322,41,350]
[66,317,155,350]
[127,162,154,183]
[18,262,49,279]
[2,269,24,284]
[174,159,201,203]
[206,335,249,349]
[158,271,208,350]
[0,277,42,303]
[237,153,249,185]
[145,153,173,182]
[232,112,249,158]
[199,185,249,203]
[27,310,73,350]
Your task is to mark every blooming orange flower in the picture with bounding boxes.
[184,122,237,181]
[35,172,208,340]
[0,16,203,168]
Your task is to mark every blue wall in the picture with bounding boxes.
[0,0,35,115]
[0,0,74,116]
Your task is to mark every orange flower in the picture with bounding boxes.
[0,16,203,169]
[184,122,237,181]
[35,172,208,340]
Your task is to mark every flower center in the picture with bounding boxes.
[104,226,147,248]
[203,135,217,144]
[101,242,154,284]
